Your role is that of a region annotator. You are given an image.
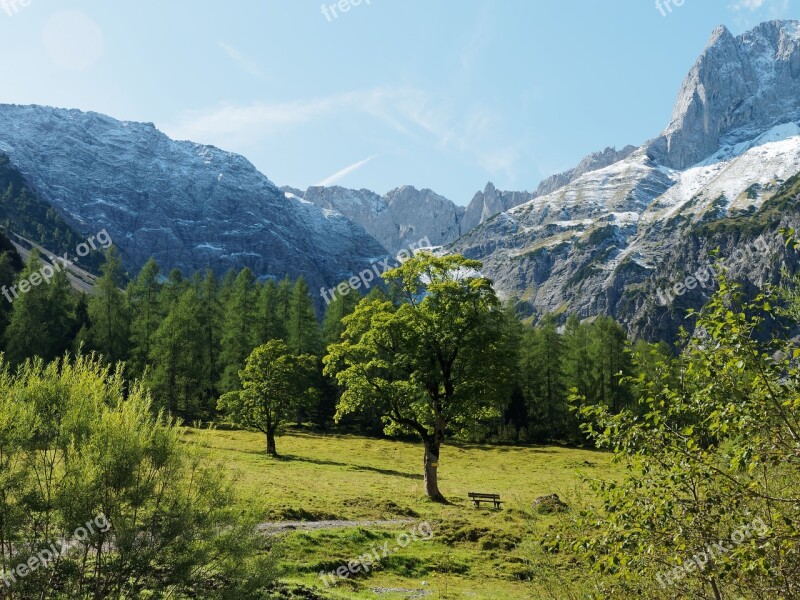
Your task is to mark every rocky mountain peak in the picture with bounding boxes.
[651,19,800,170]
[0,103,386,305]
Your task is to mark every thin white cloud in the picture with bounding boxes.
[727,0,790,29]
[163,87,525,181]
[219,42,267,80]
[316,155,379,186]
[730,0,765,8]
[729,0,788,12]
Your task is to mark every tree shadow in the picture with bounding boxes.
[278,454,423,481]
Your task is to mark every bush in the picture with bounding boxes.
[0,353,275,599]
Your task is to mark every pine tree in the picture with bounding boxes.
[86,247,129,365]
[128,258,162,377]
[219,268,260,393]
[4,250,76,364]
[148,287,207,416]
[288,277,322,356]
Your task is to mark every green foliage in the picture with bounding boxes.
[147,285,213,417]
[84,247,130,365]
[287,277,322,356]
[3,249,76,365]
[553,277,800,598]
[518,315,568,442]
[324,252,515,500]
[218,339,317,456]
[508,312,636,445]
[322,287,361,350]
[127,257,163,377]
[0,353,274,599]
[219,268,260,393]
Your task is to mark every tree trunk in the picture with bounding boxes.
[266,429,278,457]
[423,438,445,502]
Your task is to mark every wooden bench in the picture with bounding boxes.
[468,492,503,509]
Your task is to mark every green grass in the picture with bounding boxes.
[184,428,620,599]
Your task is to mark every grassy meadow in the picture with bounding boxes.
[183,428,621,599]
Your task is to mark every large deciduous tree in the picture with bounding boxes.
[324,253,514,502]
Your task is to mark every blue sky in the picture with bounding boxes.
[0,0,795,204]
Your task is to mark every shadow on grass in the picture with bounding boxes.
[273,454,423,481]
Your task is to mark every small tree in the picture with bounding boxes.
[552,276,800,598]
[218,339,316,456]
[0,353,274,599]
[324,253,514,502]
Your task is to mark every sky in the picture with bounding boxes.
[0,0,796,204]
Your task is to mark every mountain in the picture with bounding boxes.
[450,20,800,340]
[286,145,638,255]
[0,104,387,301]
[288,184,464,254]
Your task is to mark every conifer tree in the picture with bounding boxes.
[86,247,129,365]
[519,314,567,441]
[288,277,322,356]
[127,258,162,377]
[259,278,286,343]
[219,268,260,393]
[148,287,207,416]
[589,316,633,413]
[322,288,361,349]
[4,250,76,364]
[195,270,222,409]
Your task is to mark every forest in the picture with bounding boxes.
[0,232,798,599]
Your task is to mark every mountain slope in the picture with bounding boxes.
[292,184,463,254]
[450,20,800,340]
[288,144,638,255]
[0,104,387,300]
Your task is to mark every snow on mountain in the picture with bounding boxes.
[451,20,800,340]
[287,144,639,256]
[0,104,387,301]
[289,184,463,254]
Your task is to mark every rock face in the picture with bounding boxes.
[451,20,800,341]
[296,185,463,254]
[532,145,638,198]
[648,21,800,169]
[0,104,387,301]
[290,145,638,256]
[461,183,534,234]
[2,21,798,338]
